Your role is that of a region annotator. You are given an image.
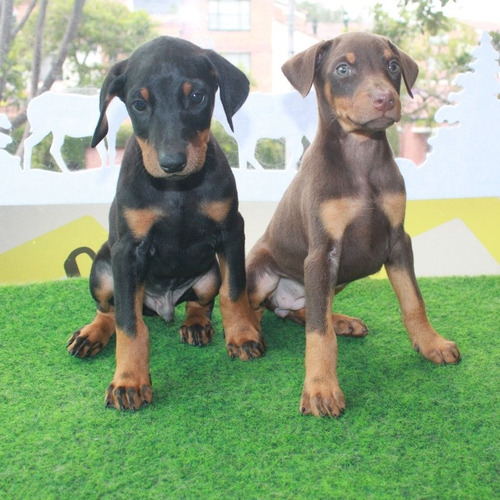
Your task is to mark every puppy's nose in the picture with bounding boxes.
[371,89,396,112]
[159,152,186,173]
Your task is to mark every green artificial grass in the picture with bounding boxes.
[0,276,498,499]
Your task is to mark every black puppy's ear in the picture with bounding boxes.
[91,59,128,147]
[204,50,250,132]
[281,40,332,97]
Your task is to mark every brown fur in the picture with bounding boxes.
[246,32,460,418]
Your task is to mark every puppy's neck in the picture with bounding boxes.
[318,119,391,152]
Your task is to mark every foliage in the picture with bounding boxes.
[6,0,157,108]
[115,122,133,149]
[255,138,286,170]
[211,120,239,167]
[399,0,456,35]
[211,120,288,170]
[298,2,345,23]
[372,3,477,127]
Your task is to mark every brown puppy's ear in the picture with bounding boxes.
[398,49,419,98]
[204,50,250,132]
[281,40,332,97]
[386,40,419,98]
[91,59,129,147]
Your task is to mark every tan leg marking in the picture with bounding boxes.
[386,267,460,364]
[180,301,214,346]
[378,192,406,228]
[106,285,152,410]
[301,328,345,417]
[218,256,265,360]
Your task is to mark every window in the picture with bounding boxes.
[208,0,251,31]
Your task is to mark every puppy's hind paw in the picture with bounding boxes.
[179,319,214,346]
[333,313,368,337]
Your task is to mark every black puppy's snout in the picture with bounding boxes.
[159,152,187,173]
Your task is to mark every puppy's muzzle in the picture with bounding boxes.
[370,89,396,113]
[159,152,187,173]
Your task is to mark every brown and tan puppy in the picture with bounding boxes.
[246,32,460,417]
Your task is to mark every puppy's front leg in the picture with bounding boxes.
[300,247,345,417]
[105,238,152,410]
[218,212,266,360]
[386,231,460,364]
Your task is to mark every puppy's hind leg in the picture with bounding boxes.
[67,243,116,358]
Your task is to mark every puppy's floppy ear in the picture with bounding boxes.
[281,40,332,97]
[398,49,419,98]
[91,59,128,147]
[204,50,250,132]
[387,40,419,98]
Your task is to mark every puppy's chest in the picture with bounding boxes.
[124,198,230,246]
[319,191,406,242]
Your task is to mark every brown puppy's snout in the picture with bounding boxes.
[370,88,396,112]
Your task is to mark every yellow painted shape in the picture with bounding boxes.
[405,197,500,263]
[372,197,500,279]
[0,216,107,284]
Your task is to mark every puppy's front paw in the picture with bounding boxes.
[105,378,152,411]
[300,380,345,417]
[225,326,266,360]
[414,336,461,365]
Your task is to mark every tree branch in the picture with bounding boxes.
[12,0,38,38]
[38,0,87,94]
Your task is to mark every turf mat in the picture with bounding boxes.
[0,276,498,499]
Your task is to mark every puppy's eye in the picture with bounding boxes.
[189,92,205,106]
[132,99,147,112]
[336,63,351,76]
[388,60,400,74]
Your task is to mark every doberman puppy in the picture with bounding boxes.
[67,36,264,410]
[246,32,461,417]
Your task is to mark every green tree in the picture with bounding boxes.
[372,1,477,126]
[3,0,157,128]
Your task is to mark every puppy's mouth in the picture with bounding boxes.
[339,113,397,133]
[363,115,397,130]
[161,172,190,180]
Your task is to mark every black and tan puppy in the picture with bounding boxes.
[67,36,264,410]
[246,32,460,417]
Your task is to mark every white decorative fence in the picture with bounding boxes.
[0,31,498,282]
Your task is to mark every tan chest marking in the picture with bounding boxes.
[320,197,365,241]
[124,208,165,239]
[378,192,406,228]
[201,199,232,223]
